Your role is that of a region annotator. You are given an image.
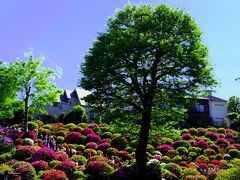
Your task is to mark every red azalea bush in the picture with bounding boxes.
[15,145,38,161]
[32,160,50,172]
[65,132,82,144]
[215,138,229,147]
[54,161,76,178]
[98,142,111,151]
[44,170,69,180]
[86,133,101,143]
[15,163,36,180]
[205,132,218,141]
[21,130,38,141]
[32,148,59,162]
[211,159,221,166]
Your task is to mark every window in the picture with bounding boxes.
[196,105,204,112]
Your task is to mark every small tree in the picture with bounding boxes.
[80,4,216,177]
[1,51,62,130]
[227,96,240,113]
[61,105,86,124]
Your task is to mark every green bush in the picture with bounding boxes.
[159,137,173,145]
[160,156,171,163]
[182,168,200,179]
[70,155,87,165]
[42,124,52,130]
[228,149,240,158]
[176,147,188,155]
[216,160,240,180]
[28,121,39,130]
[0,153,13,163]
[164,163,182,178]
[111,136,128,150]
[172,155,182,163]
[0,164,13,178]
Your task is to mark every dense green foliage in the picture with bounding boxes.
[81,3,217,176]
[0,51,62,130]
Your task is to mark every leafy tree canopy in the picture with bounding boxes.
[80,4,217,177]
[0,51,62,130]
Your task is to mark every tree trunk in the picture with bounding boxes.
[23,96,29,131]
[136,107,152,179]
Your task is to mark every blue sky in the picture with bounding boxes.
[0,0,239,100]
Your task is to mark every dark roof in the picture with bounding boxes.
[201,95,227,102]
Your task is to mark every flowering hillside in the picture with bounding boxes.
[1,121,240,179]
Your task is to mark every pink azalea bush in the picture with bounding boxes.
[82,128,94,135]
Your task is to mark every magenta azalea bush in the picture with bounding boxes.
[194,140,209,148]
[86,133,101,143]
[32,148,59,162]
[86,142,98,149]
[82,127,94,135]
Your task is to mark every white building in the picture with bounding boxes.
[45,88,96,121]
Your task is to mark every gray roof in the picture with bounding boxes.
[59,88,91,106]
[201,95,227,102]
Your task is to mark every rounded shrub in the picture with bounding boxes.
[65,132,82,144]
[0,137,14,154]
[84,148,98,158]
[176,147,188,155]
[188,128,198,136]
[32,148,59,162]
[159,137,173,145]
[0,164,13,179]
[228,149,240,158]
[101,132,112,139]
[205,132,218,141]
[85,160,114,178]
[32,160,50,172]
[70,155,87,165]
[54,161,76,178]
[42,124,52,130]
[22,138,34,146]
[164,162,182,178]
[111,136,128,150]
[86,133,101,143]
[15,163,36,180]
[156,144,173,154]
[15,145,38,161]
[57,130,67,137]
[21,130,38,141]
[98,142,111,151]
[82,127,94,136]
[7,130,21,141]
[172,140,190,149]
[44,170,69,180]
[86,142,98,149]
[28,121,39,130]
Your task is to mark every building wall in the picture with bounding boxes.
[209,101,228,126]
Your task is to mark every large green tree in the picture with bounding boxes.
[0,52,62,130]
[80,4,216,177]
